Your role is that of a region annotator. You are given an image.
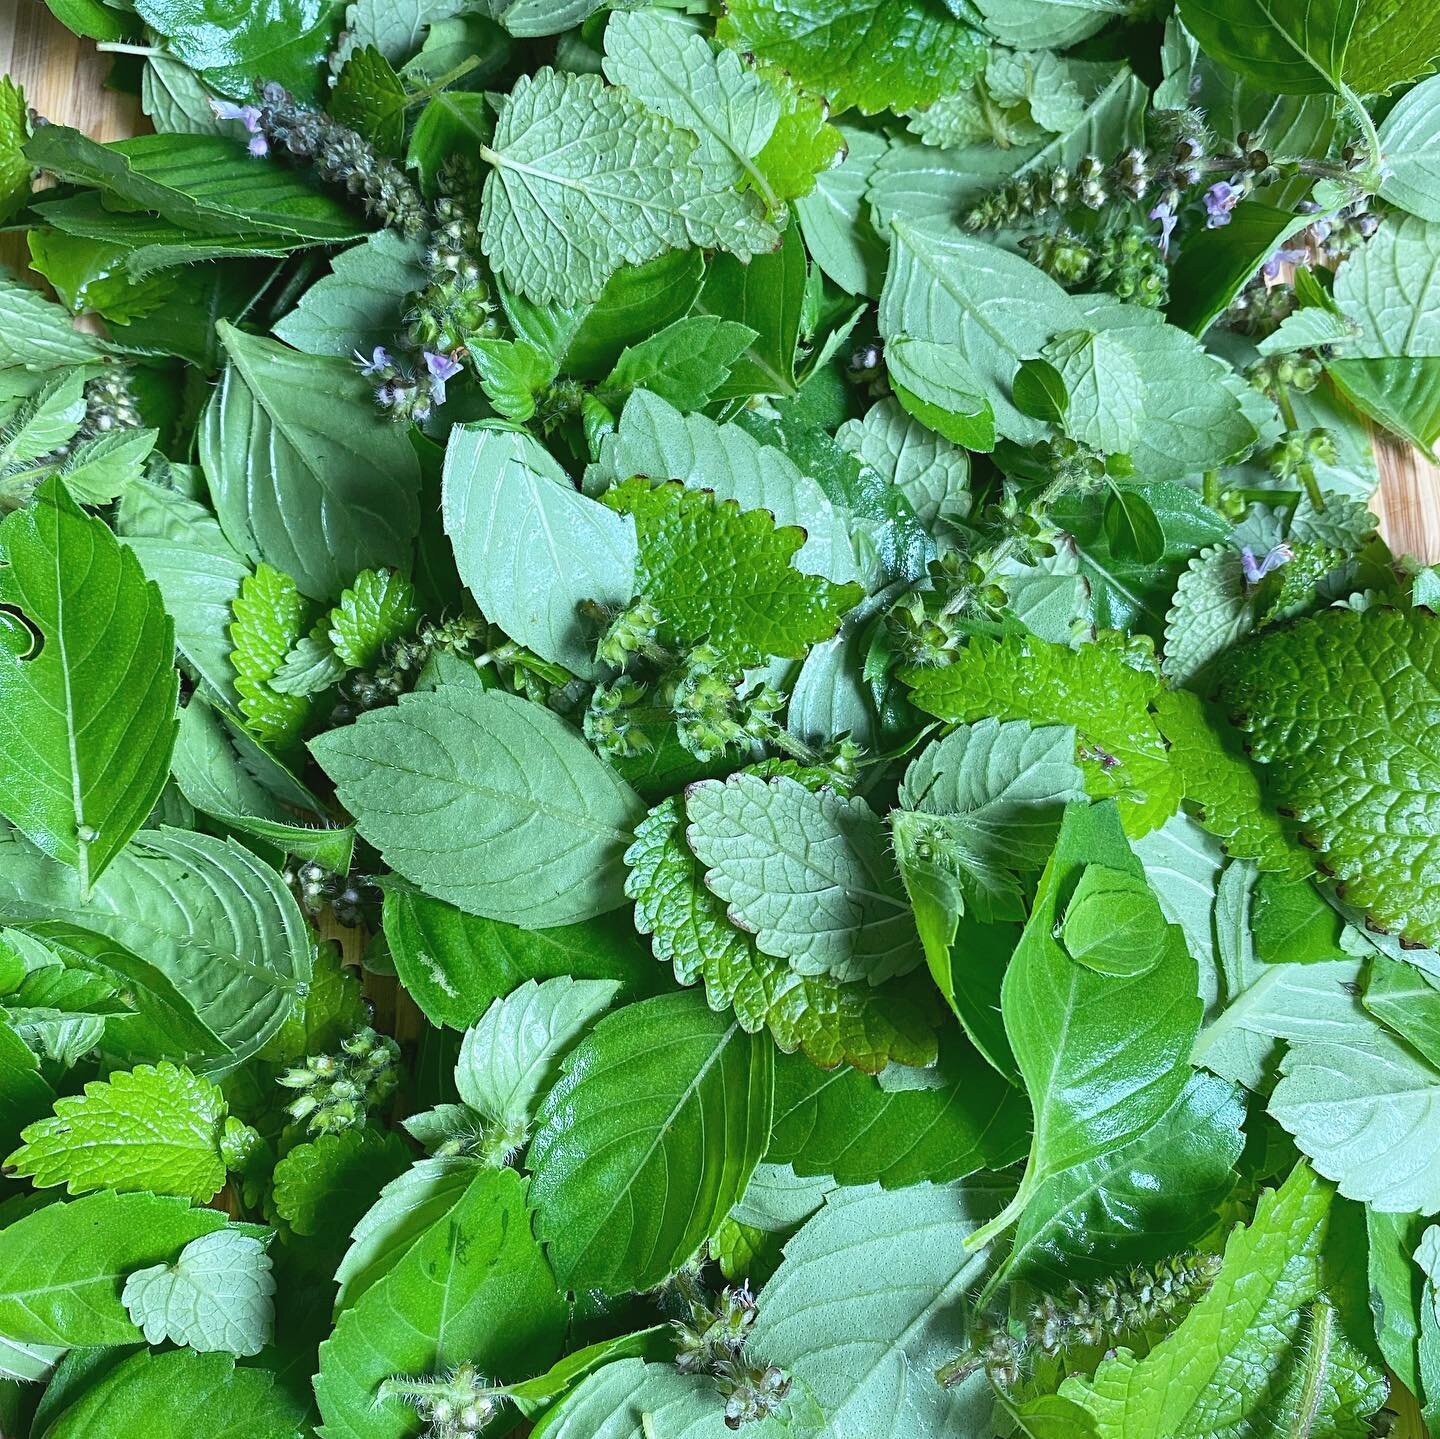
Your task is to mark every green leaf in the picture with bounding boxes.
[686,774,922,986]
[25,128,361,247]
[467,338,558,422]
[717,0,985,116]
[202,323,421,602]
[1060,1163,1387,1437]
[272,231,429,357]
[1046,329,1141,452]
[1161,544,1256,685]
[880,219,1081,445]
[1003,1071,1244,1290]
[1077,297,1260,479]
[1190,860,1365,1089]
[272,1128,411,1237]
[1012,356,1070,426]
[0,478,177,889]
[601,10,781,201]
[748,1183,1004,1439]
[0,1190,236,1346]
[171,698,354,870]
[334,1155,481,1310]
[229,564,310,749]
[478,69,771,307]
[0,275,103,370]
[0,78,30,226]
[605,479,860,666]
[383,888,663,1030]
[6,1060,229,1200]
[528,1360,742,1439]
[1216,606,1440,947]
[1379,74,1440,221]
[1366,1208,1427,1395]
[624,796,940,1073]
[311,686,644,926]
[795,126,889,297]
[693,224,807,401]
[456,977,619,1143]
[1176,0,1355,94]
[1364,956,1440,1067]
[327,568,418,668]
[971,800,1201,1249]
[1328,355,1440,454]
[0,826,312,1067]
[884,336,996,450]
[1345,0,1440,93]
[528,990,773,1292]
[316,1171,562,1438]
[117,481,253,711]
[1333,214,1440,357]
[600,316,758,412]
[331,44,408,153]
[1151,689,1306,876]
[902,634,1179,837]
[41,1349,304,1439]
[767,1042,1029,1186]
[131,0,343,101]
[587,390,864,587]
[442,423,635,678]
[1271,1028,1440,1213]
[835,396,971,535]
[121,1230,274,1357]
[558,250,706,380]
[896,717,1083,923]
[754,73,846,204]
[1102,487,1165,565]
[1060,863,1168,977]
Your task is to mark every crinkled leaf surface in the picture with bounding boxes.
[6,1060,227,1199]
[122,1229,274,1356]
[1217,606,1440,947]
[686,774,923,985]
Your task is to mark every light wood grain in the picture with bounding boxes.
[3,1,1438,559]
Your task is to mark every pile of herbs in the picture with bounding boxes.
[0,0,1439,1433]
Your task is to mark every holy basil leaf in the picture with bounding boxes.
[315,1167,565,1439]
[969,800,1201,1250]
[311,686,645,927]
[442,423,635,678]
[527,990,773,1292]
[201,323,420,601]
[0,477,178,890]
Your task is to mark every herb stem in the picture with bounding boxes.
[95,42,163,57]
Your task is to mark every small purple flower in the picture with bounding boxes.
[210,99,269,157]
[1262,246,1310,281]
[1203,181,1241,229]
[1241,542,1294,584]
[354,346,393,377]
[424,350,463,405]
[1149,200,1177,257]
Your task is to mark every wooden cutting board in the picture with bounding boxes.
[2,0,1437,562]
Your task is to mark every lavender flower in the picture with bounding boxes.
[1262,246,1310,281]
[209,98,269,156]
[1241,543,1294,584]
[1203,181,1241,229]
[1149,200,1177,257]
[354,346,393,377]
[424,350,463,405]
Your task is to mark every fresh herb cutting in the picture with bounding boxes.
[0,0,1437,1433]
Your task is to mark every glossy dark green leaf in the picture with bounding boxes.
[1012,356,1069,424]
[382,888,666,1030]
[1102,486,1166,565]
[528,990,773,1292]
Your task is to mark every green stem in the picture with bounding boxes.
[1202,468,1221,509]
[1298,460,1327,513]
[1338,82,1384,192]
[95,41,162,57]
[405,56,482,108]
